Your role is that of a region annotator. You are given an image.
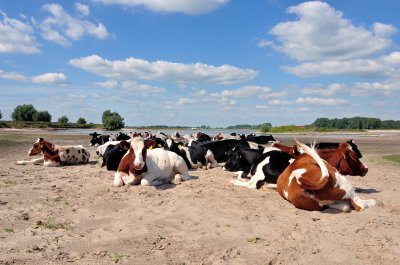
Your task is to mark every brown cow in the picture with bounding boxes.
[277,141,376,212]
[15,138,90,166]
[271,140,367,176]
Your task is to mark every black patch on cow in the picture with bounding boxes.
[347,139,362,158]
[66,149,70,154]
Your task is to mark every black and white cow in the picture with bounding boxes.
[223,146,264,173]
[101,141,129,171]
[89,132,111,146]
[230,149,294,189]
[245,134,277,144]
[165,138,261,170]
[110,132,131,141]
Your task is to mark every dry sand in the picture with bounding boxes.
[0,130,399,265]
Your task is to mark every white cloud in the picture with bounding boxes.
[283,59,395,78]
[92,0,229,15]
[70,55,257,85]
[177,97,198,105]
[38,3,109,47]
[218,85,271,98]
[75,3,90,16]
[0,11,40,54]
[31,72,69,84]
[382,52,400,65]
[0,69,28,81]
[121,80,165,95]
[268,1,395,61]
[296,97,347,106]
[94,79,118,88]
[352,79,400,96]
[268,99,293,105]
[301,83,345,96]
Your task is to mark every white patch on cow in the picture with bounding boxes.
[283,190,289,200]
[205,150,218,169]
[296,141,328,179]
[131,138,145,169]
[96,140,126,157]
[231,156,271,189]
[328,201,351,212]
[289,158,295,164]
[262,146,279,153]
[113,171,124,187]
[247,141,260,150]
[288,168,307,187]
[180,147,203,169]
[165,138,173,149]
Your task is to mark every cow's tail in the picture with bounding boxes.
[295,139,329,180]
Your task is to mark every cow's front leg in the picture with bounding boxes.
[205,150,219,169]
[15,157,44,165]
[141,174,163,186]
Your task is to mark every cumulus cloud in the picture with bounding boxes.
[70,55,257,85]
[301,83,345,96]
[94,79,118,88]
[177,97,198,105]
[268,96,347,106]
[0,69,28,81]
[38,3,109,47]
[0,11,40,54]
[216,85,271,98]
[31,72,69,84]
[75,2,90,16]
[92,0,229,15]
[121,80,165,95]
[268,1,396,61]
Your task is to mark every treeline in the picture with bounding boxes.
[311,117,400,129]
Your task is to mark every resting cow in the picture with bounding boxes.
[271,140,368,176]
[277,141,376,212]
[114,137,191,186]
[229,147,295,189]
[89,132,111,146]
[15,138,90,166]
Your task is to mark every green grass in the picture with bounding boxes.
[37,220,69,230]
[383,155,400,164]
[247,236,260,244]
[1,227,14,233]
[110,253,126,263]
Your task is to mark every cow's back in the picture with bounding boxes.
[59,145,90,164]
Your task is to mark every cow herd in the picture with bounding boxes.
[15,131,376,212]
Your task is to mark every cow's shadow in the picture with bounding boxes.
[354,187,380,194]
[155,175,199,191]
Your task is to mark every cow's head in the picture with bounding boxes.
[332,140,368,177]
[128,137,148,172]
[223,146,242,171]
[28,138,45,156]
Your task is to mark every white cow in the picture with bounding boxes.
[114,137,191,186]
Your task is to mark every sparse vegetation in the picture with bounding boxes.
[247,236,260,243]
[110,253,126,263]
[1,227,14,233]
[37,220,69,230]
[383,155,400,164]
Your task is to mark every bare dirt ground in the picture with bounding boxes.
[0,130,399,265]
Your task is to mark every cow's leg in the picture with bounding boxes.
[15,157,44,165]
[231,168,266,189]
[205,150,218,169]
[141,174,163,186]
[173,158,191,181]
[114,172,125,186]
[350,197,376,211]
[327,201,351,212]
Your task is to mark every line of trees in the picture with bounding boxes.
[311,117,400,129]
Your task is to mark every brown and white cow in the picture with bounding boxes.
[271,140,368,177]
[15,138,90,166]
[277,141,376,212]
[114,137,191,186]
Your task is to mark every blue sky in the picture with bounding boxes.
[1,0,399,127]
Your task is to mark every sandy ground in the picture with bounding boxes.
[0,130,399,265]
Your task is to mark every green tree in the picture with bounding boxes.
[102,110,124,130]
[58,115,69,123]
[76,117,87,125]
[259,123,272,133]
[32,111,52,122]
[11,104,37,121]
[0,109,2,120]
[312,118,331,128]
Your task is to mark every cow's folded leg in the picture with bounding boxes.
[114,172,125,186]
[15,157,44,165]
[327,201,351,212]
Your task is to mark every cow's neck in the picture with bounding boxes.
[42,141,60,160]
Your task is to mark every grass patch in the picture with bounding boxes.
[1,227,14,233]
[37,220,69,230]
[110,253,126,263]
[247,236,260,244]
[383,155,400,164]
[0,134,37,149]
[3,179,16,187]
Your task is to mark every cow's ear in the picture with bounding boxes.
[39,137,44,142]
[119,140,131,150]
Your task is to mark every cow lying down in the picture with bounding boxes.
[277,141,376,212]
[15,138,90,166]
[114,137,191,186]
